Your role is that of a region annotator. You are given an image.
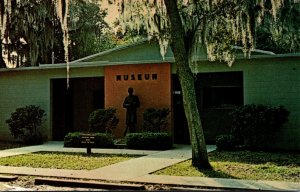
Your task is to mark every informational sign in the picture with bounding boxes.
[80,134,95,154]
[80,134,95,145]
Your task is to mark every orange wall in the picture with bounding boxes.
[104,63,172,138]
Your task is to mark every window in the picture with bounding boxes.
[202,86,243,108]
[196,72,243,109]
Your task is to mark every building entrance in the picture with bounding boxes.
[172,75,190,144]
[172,72,243,144]
[51,77,104,140]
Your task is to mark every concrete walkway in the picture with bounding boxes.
[0,141,299,191]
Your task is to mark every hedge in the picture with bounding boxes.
[216,134,239,151]
[64,132,114,148]
[231,104,289,149]
[125,132,173,150]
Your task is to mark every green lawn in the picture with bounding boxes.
[0,152,138,170]
[154,151,300,182]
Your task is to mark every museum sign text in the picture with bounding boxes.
[116,73,158,81]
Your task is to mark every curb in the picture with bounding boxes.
[35,177,145,190]
[0,175,18,182]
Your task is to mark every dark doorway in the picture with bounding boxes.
[195,71,244,144]
[172,72,243,144]
[172,75,190,144]
[51,77,104,141]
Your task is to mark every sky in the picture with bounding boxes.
[101,1,119,27]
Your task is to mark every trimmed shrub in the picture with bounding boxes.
[94,133,114,147]
[230,104,289,149]
[125,132,173,150]
[143,108,170,132]
[216,134,239,151]
[64,132,114,148]
[6,105,46,145]
[64,132,81,147]
[88,108,119,133]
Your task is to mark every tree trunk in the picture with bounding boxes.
[164,0,211,169]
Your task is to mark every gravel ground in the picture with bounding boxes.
[3,176,174,191]
[5,176,101,191]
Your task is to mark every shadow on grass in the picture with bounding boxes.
[197,167,237,179]
[209,151,300,167]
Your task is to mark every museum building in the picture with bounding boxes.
[0,39,299,150]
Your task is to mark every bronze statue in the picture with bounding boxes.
[123,87,140,136]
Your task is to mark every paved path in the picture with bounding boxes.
[88,144,204,180]
[0,141,299,191]
[0,141,158,158]
[0,143,198,180]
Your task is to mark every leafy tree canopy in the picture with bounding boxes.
[68,0,121,60]
[0,0,120,67]
[112,0,299,62]
[0,0,62,67]
[256,0,300,53]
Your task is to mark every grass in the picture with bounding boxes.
[0,152,138,170]
[154,151,300,182]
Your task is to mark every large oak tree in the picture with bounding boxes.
[109,0,290,169]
